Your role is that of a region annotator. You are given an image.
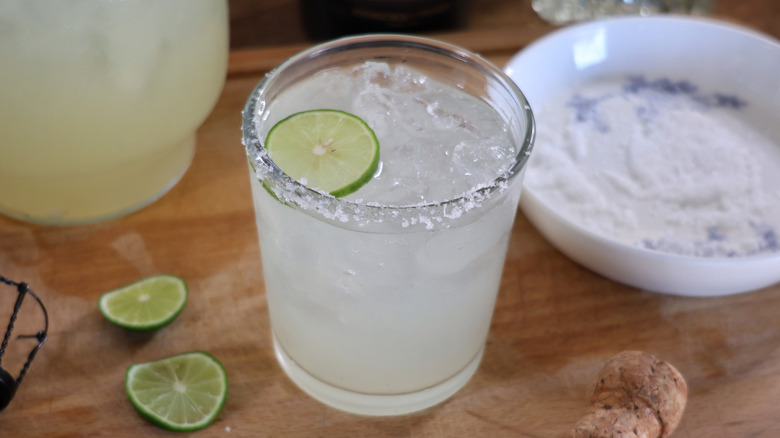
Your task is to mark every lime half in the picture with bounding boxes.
[126,351,228,432]
[265,109,380,198]
[98,275,188,331]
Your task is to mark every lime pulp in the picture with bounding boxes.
[98,274,188,331]
[125,351,228,432]
[265,109,380,198]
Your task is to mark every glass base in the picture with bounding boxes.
[273,333,483,416]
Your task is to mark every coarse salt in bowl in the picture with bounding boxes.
[505,15,780,296]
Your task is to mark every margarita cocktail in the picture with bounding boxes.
[242,35,534,415]
[0,0,228,224]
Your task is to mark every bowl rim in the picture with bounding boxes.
[508,14,780,66]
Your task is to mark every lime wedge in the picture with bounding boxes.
[265,109,380,197]
[125,351,228,432]
[98,275,187,331]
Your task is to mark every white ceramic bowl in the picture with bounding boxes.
[505,16,780,296]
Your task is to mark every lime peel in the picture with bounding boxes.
[125,351,228,432]
[265,109,380,198]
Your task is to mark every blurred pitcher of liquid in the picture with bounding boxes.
[0,0,229,225]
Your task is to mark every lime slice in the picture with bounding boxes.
[125,351,228,432]
[98,275,187,331]
[265,109,380,198]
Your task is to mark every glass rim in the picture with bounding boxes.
[242,34,535,221]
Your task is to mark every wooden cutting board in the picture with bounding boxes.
[2,8,780,437]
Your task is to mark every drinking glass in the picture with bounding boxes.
[242,35,535,415]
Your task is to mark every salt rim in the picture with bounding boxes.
[245,134,524,231]
[241,34,535,232]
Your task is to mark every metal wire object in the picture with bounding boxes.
[0,275,49,412]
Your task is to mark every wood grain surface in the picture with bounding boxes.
[1,1,779,437]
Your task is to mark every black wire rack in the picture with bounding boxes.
[0,275,49,412]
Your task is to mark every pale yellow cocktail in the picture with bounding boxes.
[0,0,228,224]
